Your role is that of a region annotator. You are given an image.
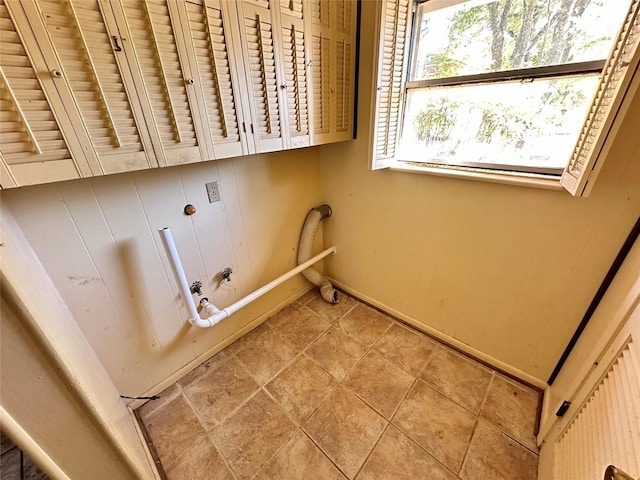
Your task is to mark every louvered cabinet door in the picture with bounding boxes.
[236,0,287,153]
[308,0,330,144]
[275,0,311,148]
[332,0,356,142]
[0,0,92,187]
[112,0,208,166]
[308,0,356,145]
[20,0,158,174]
[177,0,246,159]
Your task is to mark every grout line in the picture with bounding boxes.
[387,400,460,479]
[297,428,348,478]
[176,382,210,433]
[208,433,239,480]
[458,418,480,477]
[478,372,495,418]
[352,421,391,479]
[247,400,299,480]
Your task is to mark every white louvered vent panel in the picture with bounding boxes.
[310,0,329,27]
[311,33,330,135]
[554,339,640,480]
[185,0,240,144]
[376,0,409,160]
[0,1,74,169]
[122,0,197,148]
[561,0,639,195]
[336,0,352,34]
[37,0,143,155]
[566,1,638,177]
[280,0,302,19]
[243,12,281,140]
[281,23,308,137]
[335,39,351,133]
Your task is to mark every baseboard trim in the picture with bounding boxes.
[330,278,548,391]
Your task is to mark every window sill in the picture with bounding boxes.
[387,161,565,191]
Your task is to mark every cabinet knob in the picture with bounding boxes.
[280,84,288,89]
[51,69,62,78]
[187,78,195,85]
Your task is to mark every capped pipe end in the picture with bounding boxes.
[314,204,332,219]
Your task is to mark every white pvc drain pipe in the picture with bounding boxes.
[159,227,336,328]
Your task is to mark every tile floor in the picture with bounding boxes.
[137,291,541,480]
[1,431,49,480]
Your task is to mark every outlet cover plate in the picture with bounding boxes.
[206,181,220,203]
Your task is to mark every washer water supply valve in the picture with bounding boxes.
[221,267,233,283]
[190,280,203,296]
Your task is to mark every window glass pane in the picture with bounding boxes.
[412,0,631,80]
[398,75,599,172]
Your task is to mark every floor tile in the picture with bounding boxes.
[338,304,393,347]
[480,375,540,452]
[141,394,207,467]
[374,324,437,375]
[23,453,49,480]
[305,325,369,380]
[182,357,259,428]
[357,425,457,480]
[304,386,387,478]
[270,306,333,349]
[460,420,538,480]
[393,381,476,473]
[343,350,414,419]
[257,430,346,480]
[138,383,182,421]
[137,295,541,479]
[235,327,299,385]
[420,345,493,414]
[267,301,302,328]
[265,355,337,422]
[212,390,296,480]
[297,289,320,305]
[166,437,234,480]
[306,294,357,322]
[179,348,234,388]
[1,431,15,455]
[1,447,21,479]
[224,322,271,355]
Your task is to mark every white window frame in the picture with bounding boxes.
[371,0,640,196]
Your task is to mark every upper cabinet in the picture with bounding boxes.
[309,0,356,145]
[0,0,357,188]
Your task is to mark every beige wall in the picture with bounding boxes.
[1,149,323,396]
[317,0,640,382]
[1,297,137,479]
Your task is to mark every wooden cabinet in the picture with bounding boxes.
[309,0,356,145]
[0,0,357,188]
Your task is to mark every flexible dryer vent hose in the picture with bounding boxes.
[297,205,339,304]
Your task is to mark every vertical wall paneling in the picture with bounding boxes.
[2,183,156,394]
[88,175,197,385]
[1,151,324,395]
[112,0,206,166]
[20,0,159,173]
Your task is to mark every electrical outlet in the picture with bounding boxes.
[206,181,220,203]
